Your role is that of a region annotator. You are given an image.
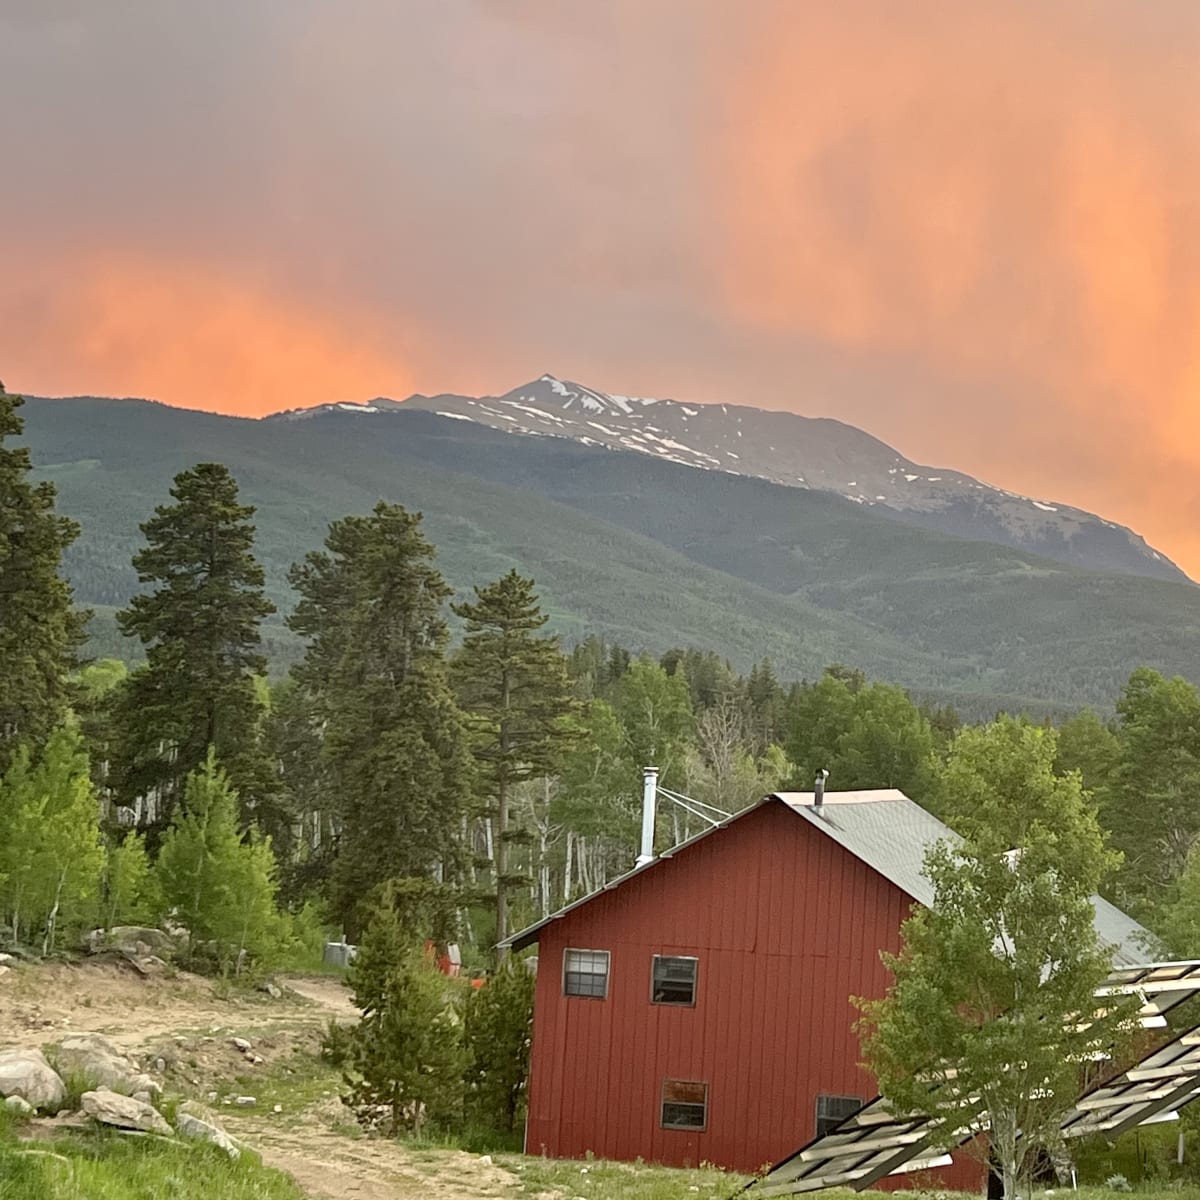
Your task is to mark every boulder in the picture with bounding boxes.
[0,1047,66,1110]
[177,1111,240,1159]
[56,1033,161,1097]
[84,927,178,959]
[4,1095,33,1116]
[81,1087,173,1136]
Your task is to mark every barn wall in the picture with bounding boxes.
[525,799,978,1187]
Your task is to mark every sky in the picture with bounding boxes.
[3,2,1200,573]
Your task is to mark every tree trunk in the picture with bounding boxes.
[496,669,512,955]
[564,830,574,903]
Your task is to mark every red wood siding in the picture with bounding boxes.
[525,799,981,1189]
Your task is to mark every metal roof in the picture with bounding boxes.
[502,789,1151,962]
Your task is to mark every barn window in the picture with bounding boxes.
[563,949,610,998]
[816,1094,863,1137]
[651,955,698,1006]
[661,1079,708,1130]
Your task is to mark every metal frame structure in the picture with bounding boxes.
[747,961,1200,1197]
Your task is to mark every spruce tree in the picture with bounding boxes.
[111,463,275,838]
[452,570,579,950]
[343,893,466,1136]
[463,957,535,1133]
[288,503,472,935]
[0,384,87,766]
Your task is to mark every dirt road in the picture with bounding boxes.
[0,960,530,1200]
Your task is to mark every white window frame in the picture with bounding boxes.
[563,948,610,999]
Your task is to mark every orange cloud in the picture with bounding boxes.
[3,253,417,415]
[707,0,1200,571]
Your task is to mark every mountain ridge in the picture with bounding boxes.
[272,373,1186,584]
[16,394,1200,713]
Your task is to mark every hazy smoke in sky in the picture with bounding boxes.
[2,1,1198,569]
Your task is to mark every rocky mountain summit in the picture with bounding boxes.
[280,374,1186,583]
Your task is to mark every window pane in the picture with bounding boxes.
[564,949,609,998]
[652,956,698,1005]
[815,1094,862,1137]
[662,1079,708,1131]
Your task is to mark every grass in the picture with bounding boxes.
[0,1126,305,1200]
[503,1154,750,1199]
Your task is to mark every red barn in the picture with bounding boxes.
[502,788,1149,1182]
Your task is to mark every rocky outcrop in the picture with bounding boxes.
[0,1047,66,1110]
[81,1086,173,1136]
[84,926,179,959]
[55,1033,160,1096]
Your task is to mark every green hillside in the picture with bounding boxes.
[21,397,1200,707]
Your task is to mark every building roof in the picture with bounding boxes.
[502,788,1152,965]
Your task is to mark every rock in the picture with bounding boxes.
[132,1090,152,1104]
[0,966,9,979]
[4,1095,33,1116]
[273,1103,282,1113]
[231,1037,251,1053]
[257,981,283,999]
[155,1058,167,1074]
[81,1087,173,1136]
[177,1111,240,1159]
[233,1095,256,1107]
[126,954,169,978]
[250,1055,264,1065]
[0,1048,66,1110]
[84,926,178,959]
[478,1154,493,1167]
[0,952,14,964]
[56,1033,161,1097]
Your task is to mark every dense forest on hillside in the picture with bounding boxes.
[20,397,1200,712]
[5,383,1200,956]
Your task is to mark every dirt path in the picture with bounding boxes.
[0,960,531,1200]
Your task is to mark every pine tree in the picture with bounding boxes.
[343,895,466,1136]
[156,753,285,974]
[288,503,472,935]
[0,385,87,767]
[452,571,579,950]
[111,463,275,838]
[463,957,535,1133]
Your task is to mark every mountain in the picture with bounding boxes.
[19,393,1200,714]
[289,373,1181,583]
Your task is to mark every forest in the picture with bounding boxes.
[6,381,1200,1136]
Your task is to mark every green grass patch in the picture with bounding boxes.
[214,1045,342,1117]
[503,1154,750,1200]
[0,1128,305,1200]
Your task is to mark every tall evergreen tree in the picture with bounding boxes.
[289,503,472,935]
[110,463,275,838]
[0,384,87,766]
[452,571,579,950]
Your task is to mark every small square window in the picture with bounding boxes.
[661,1079,708,1130]
[563,949,609,998]
[816,1094,862,1138]
[652,955,698,1006]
